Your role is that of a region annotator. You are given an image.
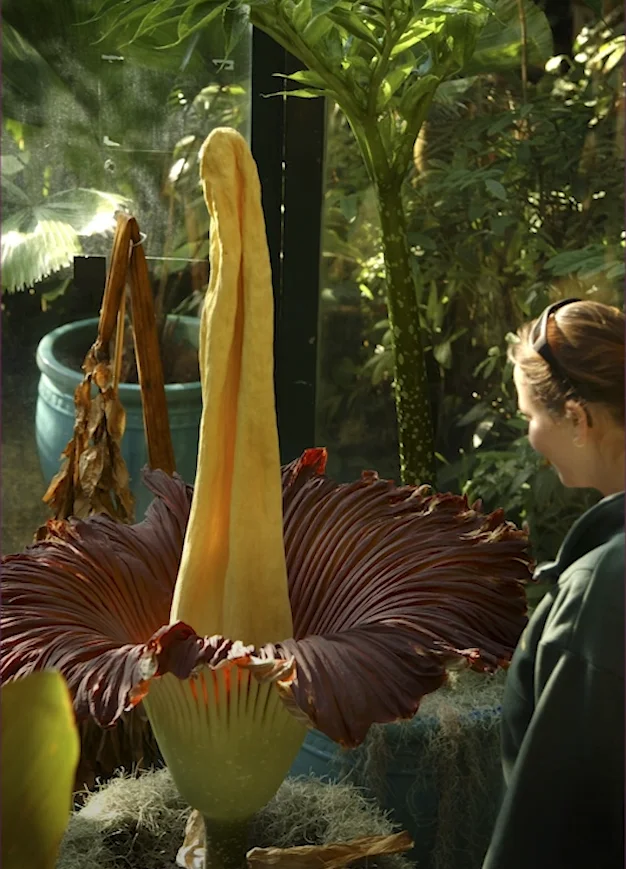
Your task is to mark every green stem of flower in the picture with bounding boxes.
[365,125,435,485]
[204,816,249,869]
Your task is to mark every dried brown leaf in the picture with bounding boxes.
[176,810,205,869]
[77,444,106,499]
[111,445,135,520]
[246,834,414,869]
[92,362,112,392]
[37,216,175,533]
[175,811,412,869]
[87,393,105,440]
[104,396,127,442]
[40,371,135,526]
[42,442,78,519]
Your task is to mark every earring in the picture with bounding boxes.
[573,436,585,448]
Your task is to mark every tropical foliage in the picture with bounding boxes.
[316,5,624,560]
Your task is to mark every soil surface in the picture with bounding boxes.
[57,324,200,385]
[2,369,50,555]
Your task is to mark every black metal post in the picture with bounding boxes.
[250,29,326,463]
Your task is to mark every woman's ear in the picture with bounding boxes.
[564,400,591,446]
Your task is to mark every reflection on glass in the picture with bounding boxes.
[1,1,252,551]
[316,104,400,484]
[3,3,251,301]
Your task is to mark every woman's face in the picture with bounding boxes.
[513,365,587,488]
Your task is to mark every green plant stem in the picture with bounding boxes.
[374,170,435,485]
[204,817,249,869]
[367,0,394,116]
[516,0,528,104]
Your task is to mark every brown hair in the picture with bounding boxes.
[508,300,625,424]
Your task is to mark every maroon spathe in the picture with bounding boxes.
[1,449,531,748]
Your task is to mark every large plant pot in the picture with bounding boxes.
[288,683,504,869]
[36,316,201,520]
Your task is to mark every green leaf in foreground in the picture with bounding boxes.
[1,671,80,869]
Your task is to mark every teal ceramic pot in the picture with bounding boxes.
[36,316,201,520]
[288,705,503,869]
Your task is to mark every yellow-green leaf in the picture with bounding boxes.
[1,671,80,869]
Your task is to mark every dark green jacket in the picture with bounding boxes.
[483,492,624,869]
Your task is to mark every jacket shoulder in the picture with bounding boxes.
[543,533,624,678]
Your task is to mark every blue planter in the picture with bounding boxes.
[289,705,503,869]
[36,316,202,520]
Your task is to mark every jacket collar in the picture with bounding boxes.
[534,491,624,583]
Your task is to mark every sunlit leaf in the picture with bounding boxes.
[422,0,495,12]
[377,51,416,110]
[294,0,314,29]
[266,87,328,98]
[1,188,130,292]
[1,671,79,869]
[276,69,328,88]
[391,19,445,56]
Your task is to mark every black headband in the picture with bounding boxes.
[530,297,586,399]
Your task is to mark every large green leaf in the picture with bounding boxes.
[444,9,488,68]
[1,671,80,869]
[328,8,380,51]
[1,188,130,292]
[422,0,495,13]
[464,0,553,73]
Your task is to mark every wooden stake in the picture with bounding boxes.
[127,218,176,477]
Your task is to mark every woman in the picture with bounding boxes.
[483,298,624,869]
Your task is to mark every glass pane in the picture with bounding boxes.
[316,105,400,484]
[2,1,252,551]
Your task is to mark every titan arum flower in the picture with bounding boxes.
[1,129,532,868]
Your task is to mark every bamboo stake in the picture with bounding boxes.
[127,218,177,477]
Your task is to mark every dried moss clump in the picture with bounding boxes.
[58,769,413,869]
[335,668,507,869]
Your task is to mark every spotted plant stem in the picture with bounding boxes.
[376,175,435,485]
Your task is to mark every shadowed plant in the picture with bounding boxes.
[1,128,532,869]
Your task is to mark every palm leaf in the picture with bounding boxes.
[1,188,130,292]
